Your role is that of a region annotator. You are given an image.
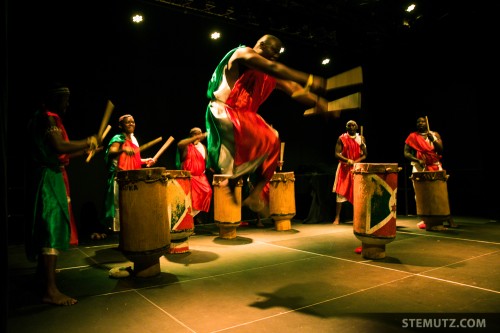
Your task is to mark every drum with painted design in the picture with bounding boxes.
[163,170,194,254]
[353,163,400,259]
[411,170,452,230]
[213,174,242,239]
[116,167,170,277]
[269,171,296,231]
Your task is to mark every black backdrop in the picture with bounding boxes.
[4,0,498,242]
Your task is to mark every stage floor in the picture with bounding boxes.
[7,215,500,333]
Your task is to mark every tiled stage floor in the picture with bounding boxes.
[7,215,500,333]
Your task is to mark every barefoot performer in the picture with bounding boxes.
[27,82,102,305]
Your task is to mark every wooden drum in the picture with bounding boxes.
[116,167,170,277]
[213,174,242,239]
[163,170,194,254]
[352,163,400,259]
[269,171,296,231]
[411,170,452,230]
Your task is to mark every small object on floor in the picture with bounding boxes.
[417,221,426,229]
[240,221,249,227]
[354,246,362,254]
[109,266,133,279]
[90,232,107,240]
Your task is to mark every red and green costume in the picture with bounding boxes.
[28,110,78,259]
[205,46,280,202]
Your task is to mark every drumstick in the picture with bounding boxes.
[101,125,111,141]
[360,125,363,137]
[425,116,431,132]
[139,137,162,152]
[279,142,285,171]
[86,101,114,163]
[152,136,175,161]
[85,125,112,163]
[97,100,114,139]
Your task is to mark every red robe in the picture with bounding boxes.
[405,132,441,171]
[334,133,362,204]
[225,69,281,184]
[181,144,212,212]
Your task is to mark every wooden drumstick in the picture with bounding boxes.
[360,125,363,137]
[101,124,111,141]
[425,116,430,132]
[97,100,114,139]
[85,124,112,163]
[280,142,285,171]
[139,137,162,152]
[86,101,114,163]
[152,136,175,161]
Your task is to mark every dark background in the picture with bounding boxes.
[2,0,497,244]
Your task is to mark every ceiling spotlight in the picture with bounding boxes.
[132,14,143,23]
[211,32,221,40]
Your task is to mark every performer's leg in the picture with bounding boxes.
[242,178,267,213]
[333,202,342,225]
[40,249,77,306]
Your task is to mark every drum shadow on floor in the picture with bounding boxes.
[163,250,219,265]
[213,236,253,245]
[110,270,181,289]
[86,247,130,269]
[270,228,300,234]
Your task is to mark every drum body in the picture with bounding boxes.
[213,174,242,239]
[163,170,194,253]
[411,170,451,228]
[116,167,170,277]
[269,172,296,231]
[353,163,399,259]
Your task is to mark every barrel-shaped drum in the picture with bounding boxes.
[116,167,170,277]
[411,170,451,229]
[163,170,194,254]
[213,174,242,239]
[353,163,400,259]
[269,171,296,231]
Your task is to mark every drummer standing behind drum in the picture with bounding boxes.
[403,116,457,228]
[98,114,156,238]
[332,120,367,225]
[176,127,213,222]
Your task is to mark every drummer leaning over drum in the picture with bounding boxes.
[403,116,458,229]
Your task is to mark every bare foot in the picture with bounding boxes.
[333,220,340,225]
[43,291,78,306]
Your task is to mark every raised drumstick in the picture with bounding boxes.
[139,137,162,152]
[152,136,175,162]
[279,142,285,171]
[98,100,114,139]
[86,101,114,163]
[101,125,111,141]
